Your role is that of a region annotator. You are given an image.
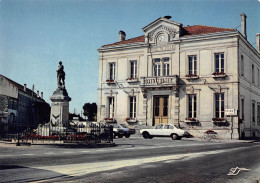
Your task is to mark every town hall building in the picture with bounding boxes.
[97,14,260,139]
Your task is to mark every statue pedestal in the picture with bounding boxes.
[49,89,71,133]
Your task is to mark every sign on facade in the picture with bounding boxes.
[225,109,238,116]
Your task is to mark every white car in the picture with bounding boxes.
[140,124,188,140]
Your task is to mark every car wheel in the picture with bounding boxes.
[125,134,130,138]
[142,132,150,139]
[118,134,123,138]
[113,132,117,138]
[149,136,153,139]
[171,134,178,140]
[177,136,182,140]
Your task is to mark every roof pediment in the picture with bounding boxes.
[142,17,182,32]
[142,17,183,44]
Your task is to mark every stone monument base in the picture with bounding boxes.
[49,88,71,132]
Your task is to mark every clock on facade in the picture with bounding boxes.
[157,34,165,42]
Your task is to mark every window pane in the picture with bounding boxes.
[221,55,224,72]
[189,57,193,75]
[129,96,136,118]
[194,95,197,118]
[215,93,219,118]
[130,61,137,78]
[109,63,115,80]
[194,56,197,74]
[215,55,219,72]
[188,95,192,118]
[221,93,224,118]
[109,97,114,118]
[130,97,133,117]
[163,63,169,76]
[135,62,137,78]
[154,65,157,76]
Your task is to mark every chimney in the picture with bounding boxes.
[256,33,260,54]
[24,84,26,92]
[32,85,34,96]
[164,15,171,19]
[41,92,43,99]
[119,30,126,41]
[240,13,247,39]
[37,90,39,97]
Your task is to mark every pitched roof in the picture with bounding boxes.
[101,25,236,47]
[102,35,145,47]
[0,74,42,99]
[183,25,236,37]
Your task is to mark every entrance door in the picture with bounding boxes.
[153,96,168,126]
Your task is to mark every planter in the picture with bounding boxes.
[104,118,116,123]
[185,118,199,123]
[212,72,227,78]
[106,80,115,84]
[126,118,137,123]
[185,75,199,80]
[126,78,138,83]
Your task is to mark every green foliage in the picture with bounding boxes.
[83,103,97,121]
[34,102,50,124]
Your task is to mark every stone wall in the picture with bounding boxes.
[0,95,8,112]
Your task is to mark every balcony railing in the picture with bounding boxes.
[140,75,178,88]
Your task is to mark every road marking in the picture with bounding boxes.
[227,167,250,175]
[0,154,14,157]
[21,153,34,156]
[80,150,91,153]
[63,151,73,154]
[33,146,253,177]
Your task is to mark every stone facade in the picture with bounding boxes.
[0,75,49,133]
[97,16,260,139]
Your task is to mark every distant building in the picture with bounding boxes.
[0,75,50,135]
[97,14,260,139]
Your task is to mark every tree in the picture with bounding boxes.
[34,102,50,125]
[83,103,97,121]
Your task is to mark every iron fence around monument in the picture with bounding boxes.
[0,123,114,144]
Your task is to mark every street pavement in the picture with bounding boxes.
[0,136,259,183]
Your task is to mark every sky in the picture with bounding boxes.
[0,0,259,115]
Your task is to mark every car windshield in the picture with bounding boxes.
[120,124,128,128]
[173,125,180,129]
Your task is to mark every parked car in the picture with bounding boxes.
[140,124,188,140]
[120,124,136,134]
[109,124,131,138]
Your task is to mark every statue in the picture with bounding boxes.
[57,61,65,89]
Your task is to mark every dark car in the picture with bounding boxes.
[109,124,132,138]
[120,124,136,134]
